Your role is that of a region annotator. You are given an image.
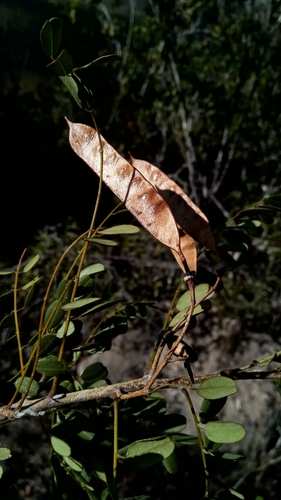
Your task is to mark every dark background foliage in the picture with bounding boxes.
[1,1,281,499]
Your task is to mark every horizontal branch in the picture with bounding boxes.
[1,368,280,422]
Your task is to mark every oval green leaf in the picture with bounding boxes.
[51,436,71,457]
[87,237,118,246]
[126,436,174,461]
[99,224,140,235]
[63,455,83,471]
[14,376,39,397]
[0,269,14,275]
[176,284,214,311]
[197,377,237,400]
[56,321,75,338]
[0,448,11,461]
[81,362,108,384]
[44,300,65,329]
[205,421,246,444]
[78,431,95,441]
[23,254,40,273]
[37,355,67,376]
[60,75,82,107]
[80,263,105,278]
[22,276,41,290]
[40,18,63,58]
[163,450,178,474]
[62,297,101,311]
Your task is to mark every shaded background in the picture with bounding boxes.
[1,1,281,499]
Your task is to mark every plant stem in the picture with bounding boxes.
[182,388,209,498]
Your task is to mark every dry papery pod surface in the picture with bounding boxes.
[67,120,215,273]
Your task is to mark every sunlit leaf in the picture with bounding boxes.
[56,321,75,338]
[23,254,40,273]
[80,263,105,278]
[22,276,41,290]
[0,448,11,461]
[197,377,237,400]
[123,436,175,469]
[62,297,101,311]
[87,237,118,246]
[51,436,71,457]
[204,421,246,444]
[0,269,14,275]
[64,455,83,471]
[99,224,140,235]
[59,75,82,108]
[78,431,95,441]
[14,376,39,397]
[176,283,213,311]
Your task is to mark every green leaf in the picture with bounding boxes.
[0,448,11,461]
[237,220,261,228]
[40,18,63,58]
[23,254,40,273]
[229,489,245,499]
[204,421,246,444]
[0,466,3,478]
[38,333,58,355]
[56,278,74,304]
[64,455,83,471]
[37,355,67,376]
[197,377,237,400]
[14,376,39,397]
[56,321,75,338]
[51,436,71,457]
[80,263,105,278]
[78,431,95,441]
[81,362,108,384]
[62,297,101,311]
[221,453,244,461]
[44,300,65,329]
[79,299,120,316]
[124,436,174,468]
[163,450,178,474]
[99,224,140,235]
[0,269,14,275]
[169,300,212,326]
[22,276,41,290]
[48,49,73,75]
[87,237,118,246]
[61,76,82,107]
[176,283,212,311]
